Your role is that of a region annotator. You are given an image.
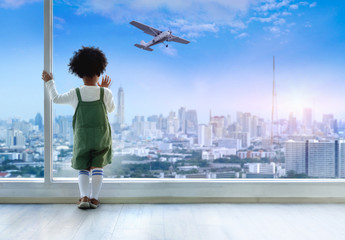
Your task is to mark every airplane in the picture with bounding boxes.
[130,20,190,51]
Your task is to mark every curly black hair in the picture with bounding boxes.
[68,46,108,78]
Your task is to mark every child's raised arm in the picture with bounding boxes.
[97,75,112,88]
[42,70,76,107]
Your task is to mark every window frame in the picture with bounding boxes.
[1,0,345,203]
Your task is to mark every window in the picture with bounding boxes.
[0,1,44,178]
[52,0,345,180]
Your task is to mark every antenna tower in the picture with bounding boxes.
[271,56,278,146]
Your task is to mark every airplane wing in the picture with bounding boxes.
[130,21,162,37]
[168,35,190,44]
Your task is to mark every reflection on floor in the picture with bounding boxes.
[0,203,345,240]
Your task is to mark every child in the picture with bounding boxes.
[42,46,115,209]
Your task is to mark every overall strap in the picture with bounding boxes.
[75,88,82,102]
[100,87,104,102]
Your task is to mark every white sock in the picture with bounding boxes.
[90,168,103,200]
[78,170,90,198]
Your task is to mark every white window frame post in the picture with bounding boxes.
[44,0,53,184]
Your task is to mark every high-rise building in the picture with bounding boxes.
[178,107,186,133]
[210,115,225,139]
[303,108,312,130]
[337,140,345,178]
[257,118,266,137]
[236,112,243,126]
[286,139,345,178]
[6,128,26,149]
[251,115,258,138]
[333,119,339,134]
[323,114,334,127]
[132,116,145,137]
[227,122,241,135]
[236,111,252,134]
[288,112,297,135]
[54,116,73,143]
[225,115,231,128]
[116,87,125,125]
[35,113,43,131]
[198,124,212,147]
[308,140,335,178]
[322,114,334,135]
[167,111,179,134]
[285,140,307,174]
[156,114,165,130]
[185,110,198,135]
[228,132,250,148]
[147,115,159,123]
[242,112,251,133]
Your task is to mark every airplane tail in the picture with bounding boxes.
[140,40,146,45]
[134,43,153,52]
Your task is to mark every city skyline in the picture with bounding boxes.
[1,1,345,124]
[1,103,343,131]
[1,100,342,179]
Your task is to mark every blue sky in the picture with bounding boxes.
[0,0,344,124]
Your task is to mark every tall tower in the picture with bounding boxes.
[35,113,43,131]
[303,108,313,130]
[271,56,278,146]
[116,87,124,125]
[178,107,186,133]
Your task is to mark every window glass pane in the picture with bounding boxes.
[53,1,345,179]
[0,2,44,178]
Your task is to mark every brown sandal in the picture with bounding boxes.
[90,198,100,209]
[78,196,90,209]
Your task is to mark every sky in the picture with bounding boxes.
[0,0,344,124]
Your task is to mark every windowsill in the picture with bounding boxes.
[1,178,345,183]
[0,178,44,183]
[1,178,345,204]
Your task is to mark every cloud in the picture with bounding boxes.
[299,1,309,6]
[71,0,256,41]
[249,13,279,23]
[249,17,274,23]
[171,21,218,38]
[74,0,254,24]
[282,11,292,16]
[289,4,299,10]
[287,22,296,27]
[229,20,247,29]
[274,18,286,25]
[54,16,66,24]
[266,26,281,34]
[256,0,291,12]
[0,0,41,9]
[54,16,66,30]
[159,45,178,56]
[55,0,315,40]
[235,32,248,39]
[309,2,317,7]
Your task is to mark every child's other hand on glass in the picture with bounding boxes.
[98,75,112,88]
[42,70,53,82]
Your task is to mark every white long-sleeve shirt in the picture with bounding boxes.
[45,80,115,113]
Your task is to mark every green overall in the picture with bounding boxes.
[71,87,112,170]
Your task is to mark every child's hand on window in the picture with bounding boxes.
[97,75,112,88]
[42,70,53,82]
